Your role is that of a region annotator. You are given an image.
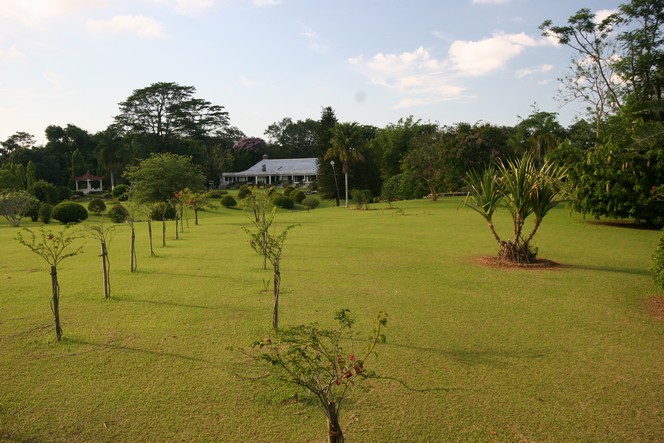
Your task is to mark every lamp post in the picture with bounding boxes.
[330,160,341,207]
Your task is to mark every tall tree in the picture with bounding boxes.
[264,117,320,158]
[325,122,367,207]
[315,107,339,204]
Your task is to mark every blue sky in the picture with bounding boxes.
[0,0,619,144]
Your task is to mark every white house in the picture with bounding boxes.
[221,156,318,187]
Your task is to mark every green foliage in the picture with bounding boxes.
[250,309,388,442]
[26,198,41,222]
[220,195,237,208]
[87,198,107,215]
[651,228,664,290]
[237,184,253,200]
[351,189,373,209]
[112,184,130,201]
[0,163,26,190]
[39,203,53,224]
[108,204,129,223]
[301,196,320,210]
[30,180,59,204]
[150,202,176,221]
[56,186,72,202]
[282,185,294,197]
[207,190,227,199]
[464,154,568,263]
[272,195,294,209]
[124,153,206,205]
[51,201,89,224]
[291,189,306,204]
[0,190,40,227]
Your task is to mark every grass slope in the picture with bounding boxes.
[0,198,662,442]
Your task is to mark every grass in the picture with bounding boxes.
[0,197,662,442]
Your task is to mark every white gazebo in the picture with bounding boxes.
[74,171,104,194]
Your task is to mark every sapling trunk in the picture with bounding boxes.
[147,219,155,256]
[326,401,343,443]
[130,226,137,272]
[272,261,280,330]
[194,209,199,225]
[50,265,62,341]
[100,240,110,299]
[175,212,179,240]
[162,218,166,247]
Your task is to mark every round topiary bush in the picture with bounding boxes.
[238,184,253,200]
[273,195,294,209]
[39,203,53,224]
[51,201,88,224]
[87,198,107,215]
[108,204,129,223]
[26,199,41,221]
[291,189,306,204]
[112,184,130,201]
[221,195,237,208]
[207,190,227,199]
[302,196,320,210]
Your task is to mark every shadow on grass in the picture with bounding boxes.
[115,295,213,310]
[66,337,210,363]
[389,341,545,367]
[561,263,650,276]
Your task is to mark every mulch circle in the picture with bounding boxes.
[474,256,561,270]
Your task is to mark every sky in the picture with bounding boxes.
[0,0,620,145]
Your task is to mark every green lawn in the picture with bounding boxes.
[1,197,662,442]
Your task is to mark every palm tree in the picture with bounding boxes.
[325,122,364,207]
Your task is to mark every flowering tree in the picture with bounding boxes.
[251,309,388,443]
[16,226,83,341]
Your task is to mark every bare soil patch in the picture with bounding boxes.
[646,296,664,321]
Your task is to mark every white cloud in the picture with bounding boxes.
[253,0,282,6]
[352,46,468,109]
[449,32,538,76]
[471,0,510,4]
[300,27,327,53]
[86,15,166,39]
[595,9,618,23]
[43,69,64,88]
[0,45,24,60]
[516,64,554,78]
[0,0,107,25]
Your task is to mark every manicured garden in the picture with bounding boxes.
[0,197,662,442]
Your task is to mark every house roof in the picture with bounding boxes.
[222,158,318,177]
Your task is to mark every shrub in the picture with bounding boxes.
[651,228,664,290]
[207,190,227,199]
[351,189,373,209]
[238,184,253,200]
[112,184,130,201]
[291,189,306,204]
[302,196,320,210]
[87,198,107,215]
[273,195,295,209]
[221,195,237,208]
[108,204,129,223]
[30,180,59,204]
[39,203,53,224]
[0,190,40,227]
[51,201,89,224]
[56,186,72,201]
[150,202,176,220]
[26,199,41,221]
[283,186,294,197]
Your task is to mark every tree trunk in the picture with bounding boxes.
[194,209,199,225]
[148,219,155,257]
[344,172,349,208]
[130,226,137,272]
[101,241,110,299]
[162,218,166,247]
[326,401,343,443]
[175,213,179,240]
[272,263,280,330]
[50,265,62,341]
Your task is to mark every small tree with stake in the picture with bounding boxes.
[84,222,115,299]
[250,309,388,443]
[16,226,83,341]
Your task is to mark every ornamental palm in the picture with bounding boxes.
[325,122,365,207]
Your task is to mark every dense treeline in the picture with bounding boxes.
[0,0,662,224]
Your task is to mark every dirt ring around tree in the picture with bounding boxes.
[473,256,561,270]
